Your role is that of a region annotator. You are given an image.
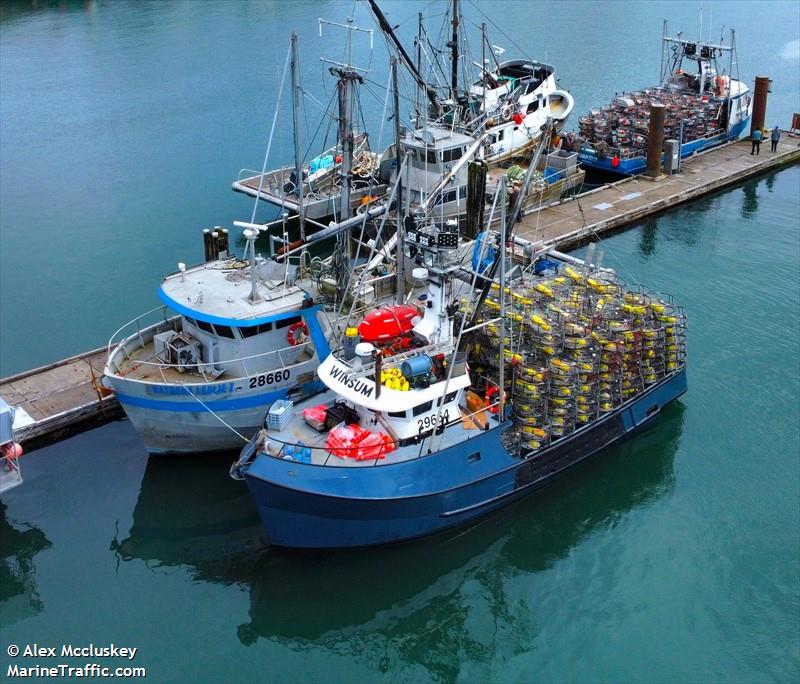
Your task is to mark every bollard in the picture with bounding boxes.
[646,103,666,178]
[750,76,771,135]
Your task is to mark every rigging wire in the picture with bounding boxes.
[465,0,533,62]
[250,41,293,226]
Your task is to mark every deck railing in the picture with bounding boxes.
[105,307,316,383]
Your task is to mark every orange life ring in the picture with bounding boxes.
[484,385,500,414]
[287,321,309,346]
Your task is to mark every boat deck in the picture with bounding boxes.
[513,134,800,249]
[115,340,314,384]
[261,390,494,467]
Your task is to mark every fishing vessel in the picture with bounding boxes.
[236,3,574,222]
[232,186,688,548]
[577,21,751,175]
[103,229,334,454]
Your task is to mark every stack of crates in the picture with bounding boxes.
[266,399,294,431]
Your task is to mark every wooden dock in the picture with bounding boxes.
[0,347,122,449]
[1,133,797,451]
[514,135,800,249]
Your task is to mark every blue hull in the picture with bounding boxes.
[578,118,750,175]
[242,369,688,548]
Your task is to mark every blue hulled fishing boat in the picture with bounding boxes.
[233,191,688,548]
[577,21,752,175]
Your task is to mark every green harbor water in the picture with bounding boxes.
[1,2,799,682]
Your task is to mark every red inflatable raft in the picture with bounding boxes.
[357,304,419,342]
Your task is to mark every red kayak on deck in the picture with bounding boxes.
[357,305,419,342]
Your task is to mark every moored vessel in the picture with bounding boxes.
[577,21,752,175]
[233,188,688,548]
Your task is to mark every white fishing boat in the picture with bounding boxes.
[103,229,335,454]
[238,4,575,224]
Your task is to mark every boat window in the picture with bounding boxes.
[433,189,458,206]
[388,410,407,418]
[275,315,302,329]
[215,324,236,339]
[412,401,433,416]
[458,186,467,200]
[196,320,215,334]
[421,150,437,165]
[441,147,463,163]
[443,391,458,404]
[240,322,272,338]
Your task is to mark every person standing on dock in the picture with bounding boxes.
[770,126,781,152]
[751,128,762,155]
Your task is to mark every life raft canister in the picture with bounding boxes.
[287,320,309,346]
[357,304,419,343]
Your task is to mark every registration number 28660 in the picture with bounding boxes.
[249,369,291,388]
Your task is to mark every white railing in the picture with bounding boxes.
[106,308,317,382]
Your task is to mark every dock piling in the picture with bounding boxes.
[646,103,666,178]
[751,76,771,134]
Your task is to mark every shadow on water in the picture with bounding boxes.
[111,403,685,679]
[0,500,52,628]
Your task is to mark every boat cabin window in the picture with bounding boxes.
[275,315,302,329]
[459,186,467,200]
[196,320,215,335]
[388,410,407,418]
[441,146,464,163]
[214,324,236,339]
[240,322,273,338]
[441,391,458,405]
[412,401,433,417]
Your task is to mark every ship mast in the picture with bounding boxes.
[290,32,306,241]
[391,56,406,304]
[366,0,442,117]
[449,0,460,101]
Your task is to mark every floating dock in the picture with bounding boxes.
[0,347,121,449]
[515,135,800,249]
[1,134,797,450]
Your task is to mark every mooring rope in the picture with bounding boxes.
[180,384,250,444]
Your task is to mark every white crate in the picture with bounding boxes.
[266,400,294,430]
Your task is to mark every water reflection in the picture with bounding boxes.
[111,400,684,681]
[111,454,267,583]
[638,218,658,258]
[0,501,52,628]
[741,181,759,219]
